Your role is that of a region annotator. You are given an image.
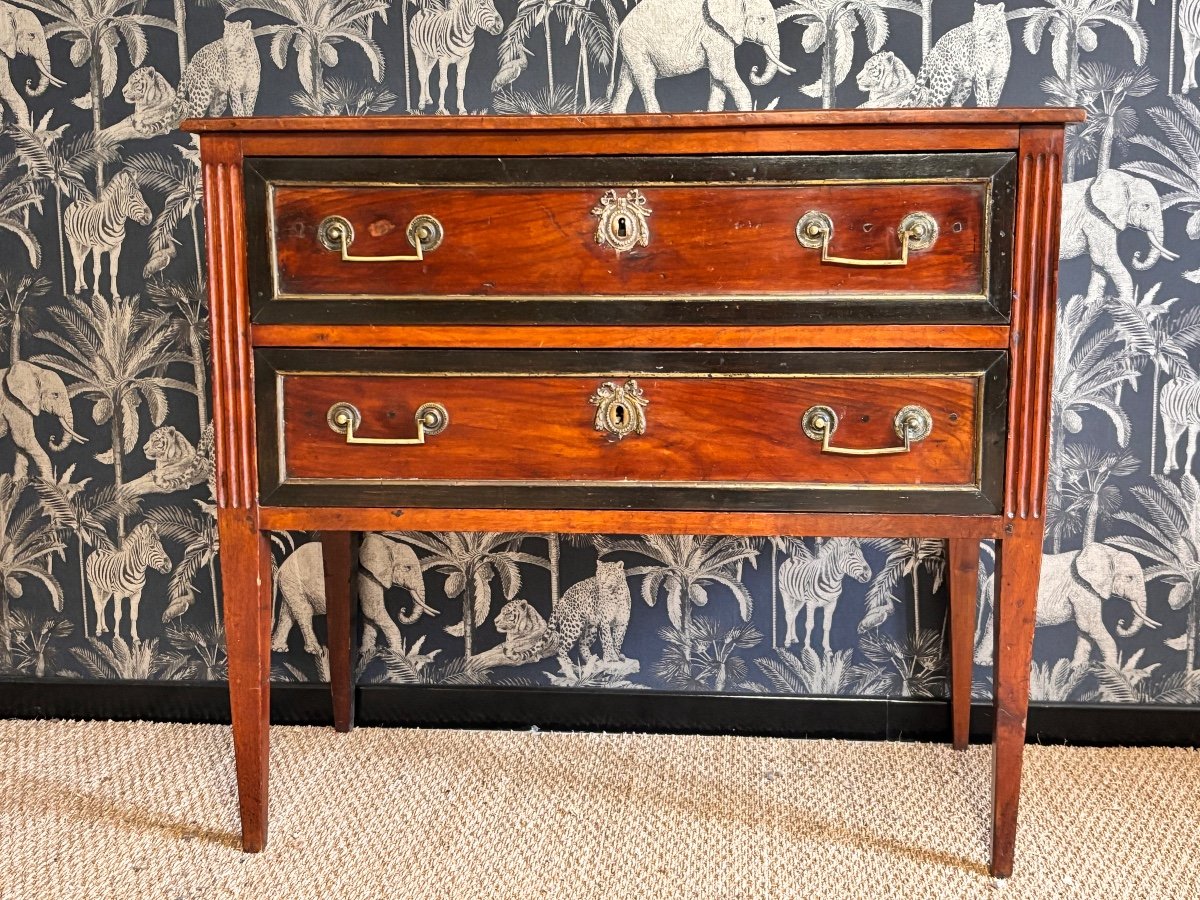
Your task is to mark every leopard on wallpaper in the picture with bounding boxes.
[0,0,1197,708]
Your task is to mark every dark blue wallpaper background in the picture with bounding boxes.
[0,0,1196,707]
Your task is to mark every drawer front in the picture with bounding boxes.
[246,155,1015,326]
[256,350,1007,514]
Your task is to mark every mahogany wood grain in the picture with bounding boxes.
[220,508,271,852]
[250,324,1012,350]
[234,129,1026,159]
[948,538,981,751]
[990,518,1045,878]
[1005,129,1063,521]
[321,532,357,733]
[278,372,983,488]
[272,183,987,300]
[182,109,1086,133]
[204,136,270,851]
[256,506,1007,539]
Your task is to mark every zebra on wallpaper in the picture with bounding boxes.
[411,0,504,116]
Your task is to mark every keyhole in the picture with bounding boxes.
[616,216,628,239]
[614,403,627,426]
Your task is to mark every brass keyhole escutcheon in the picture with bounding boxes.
[592,189,652,254]
[590,380,648,440]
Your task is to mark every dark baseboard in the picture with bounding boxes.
[1,679,1197,747]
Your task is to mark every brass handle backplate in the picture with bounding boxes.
[327,401,449,445]
[795,211,938,267]
[801,404,933,456]
[317,214,444,262]
[590,379,648,440]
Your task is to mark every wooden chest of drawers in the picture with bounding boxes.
[187,109,1082,878]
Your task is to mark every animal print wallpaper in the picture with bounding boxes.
[0,0,1197,708]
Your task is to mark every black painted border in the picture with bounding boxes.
[3,680,1197,748]
[244,153,1016,327]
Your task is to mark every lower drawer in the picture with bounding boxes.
[255,349,1007,514]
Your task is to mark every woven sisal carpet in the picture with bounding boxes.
[1,718,1197,900]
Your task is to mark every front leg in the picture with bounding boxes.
[220,510,272,852]
[990,518,1043,877]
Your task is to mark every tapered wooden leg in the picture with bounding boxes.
[990,520,1043,878]
[220,508,272,853]
[322,531,357,733]
[948,538,980,750]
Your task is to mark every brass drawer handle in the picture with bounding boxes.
[590,379,648,440]
[795,211,938,267]
[317,214,443,262]
[801,404,933,456]
[327,401,449,445]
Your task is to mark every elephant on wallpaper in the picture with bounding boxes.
[608,0,796,113]
[1037,544,1160,668]
[272,534,439,662]
[0,2,64,128]
[1059,170,1179,307]
[0,361,86,479]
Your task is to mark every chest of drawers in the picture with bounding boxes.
[187,110,1082,877]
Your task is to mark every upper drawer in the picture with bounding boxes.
[245,154,1015,326]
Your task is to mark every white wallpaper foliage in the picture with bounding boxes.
[0,0,1196,706]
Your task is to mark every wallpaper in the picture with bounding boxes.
[0,0,1197,708]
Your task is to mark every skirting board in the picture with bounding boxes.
[2,680,1198,747]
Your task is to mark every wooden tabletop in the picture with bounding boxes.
[182,108,1087,134]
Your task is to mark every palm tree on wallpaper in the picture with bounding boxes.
[70,634,193,679]
[9,125,116,296]
[23,0,178,190]
[1126,96,1200,242]
[878,0,939,60]
[1102,282,1200,472]
[595,535,759,651]
[389,531,548,658]
[1010,0,1146,136]
[777,0,889,108]
[1111,475,1200,671]
[1089,651,1200,702]
[860,538,944,642]
[1055,444,1138,544]
[1061,64,1157,174]
[0,476,65,671]
[33,475,132,636]
[9,609,72,677]
[126,147,203,279]
[495,0,616,106]
[0,152,44,268]
[751,645,868,695]
[145,276,210,429]
[1050,294,1136,481]
[0,271,50,363]
[148,504,219,630]
[33,295,190,540]
[229,0,387,113]
[656,616,763,691]
[166,622,226,680]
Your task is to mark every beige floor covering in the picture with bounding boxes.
[1,719,1198,900]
